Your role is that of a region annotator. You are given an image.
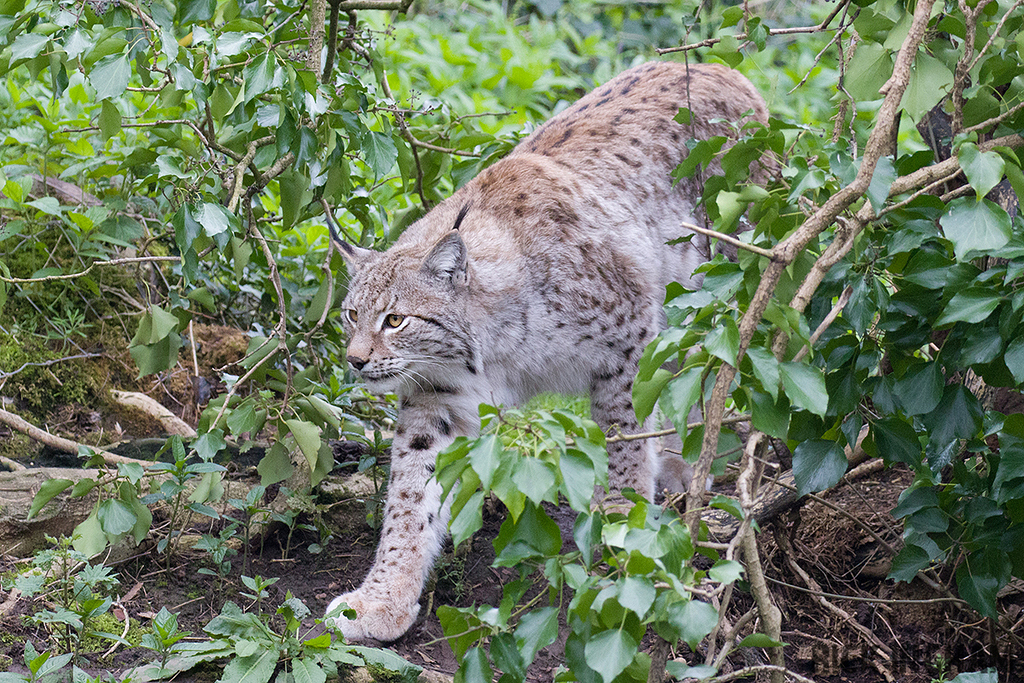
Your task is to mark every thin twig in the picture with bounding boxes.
[791,284,852,362]
[0,256,180,284]
[0,352,104,380]
[682,221,775,259]
[656,0,849,55]
[0,407,153,468]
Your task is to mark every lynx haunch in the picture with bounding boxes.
[328,61,769,642]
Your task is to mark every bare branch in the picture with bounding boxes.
[657,0,851,55]
[0,256,180,284]
[0,407,153,468]
[682,221,776,259]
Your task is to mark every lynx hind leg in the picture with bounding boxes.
[654,404,696,495]
[590,365,658,503]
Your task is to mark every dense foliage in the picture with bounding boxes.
[1,0,1022,680]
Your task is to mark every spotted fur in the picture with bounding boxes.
[327,61,769,642]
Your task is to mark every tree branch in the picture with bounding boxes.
[0,407,153,468]
[685,0,938,534]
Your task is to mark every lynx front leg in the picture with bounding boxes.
[326,403,456,642]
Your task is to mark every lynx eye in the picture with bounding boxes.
[346,309,358,324]
[383,314,405,329]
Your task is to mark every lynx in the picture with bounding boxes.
[327,61,769,642]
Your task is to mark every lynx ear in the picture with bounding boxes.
[335,240,375,270]
[421,231,468,286]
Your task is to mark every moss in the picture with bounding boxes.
[0,331,98,416]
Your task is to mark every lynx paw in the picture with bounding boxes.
[325,592,420,643]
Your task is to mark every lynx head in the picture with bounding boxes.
[335,204,476,395]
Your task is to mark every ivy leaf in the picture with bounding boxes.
[939,198,1012,260]
[871,418,922,467]
[893,362,943,416]
[10,33,49,62]
[667,599,718,650]
[958,143,1005,200]
[633,367,672,424]
[704,317,739,367]
[779,362,828,417]
[792,440,847,495]
[935,288,1000,326]
[28,479,74,520]
[746,345,780,400]
[360,130,398,180]
[616,577,655,618]
[901,52,953,120]
[285,419,321,473]
[514,606,558,665]
[583,630,637,683]
[90,54,131,100]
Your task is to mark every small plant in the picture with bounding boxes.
[227,484,269,574]
[195,523,240,591]
[138,607,191,679]
[13,537,126,663]
[239,575,279,614]
[0,641,72,683]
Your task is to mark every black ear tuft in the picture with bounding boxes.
[452,202,472,232]
[325,204,375,269]
[421,231,468,286]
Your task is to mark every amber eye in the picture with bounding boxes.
[384,313,405,329]
[346,309,358,324]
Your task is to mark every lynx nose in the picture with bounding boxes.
[347,354,368,371]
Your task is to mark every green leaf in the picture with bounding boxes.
[665,662,717,681]
[939,198,1012,260]
[659,366,703,429]
[244,53,277,100]
[219,649,279,683]
[779,362,828,417]
[958,143,1005,199]
[617,577,655,618]
[633,367,672,423]
[97,498,137,536]
[513,457,557,505]
[871,418,922,467]
[792,440,847,495]
[955,556,1007,619]
[668,599,718,650]
[72,511,107,557]
[346,646,421,683]
[11,33,49,61]
[196,202,236,238]
[559,448,596,512]
[750,389,789,440]
[361,130,398,179]
[286,419,322,472]
[490,633,526,683]
[292,656,328,683]
[704,317,739,367]
[865,155,895,212]
[844,42,892,101]
[746,345,780,400]
[456,647,492,683]
[901,52,953,120]
[893,362,943,415]
[468,434,503,489]
[738,633,785,648]
[935,288,1000,326]
[28,478,74,519]
[583,630,637,683]
[98,99,121,140]
[709,559,744,584]
[514,606,558,664]
[90,54,131,100]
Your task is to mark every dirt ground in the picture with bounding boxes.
[1,445,1020,682]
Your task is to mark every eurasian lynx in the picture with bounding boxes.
[327,61,769,642]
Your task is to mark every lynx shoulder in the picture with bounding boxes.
[327,61,768,642]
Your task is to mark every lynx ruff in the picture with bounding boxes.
[327,61,769,642]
